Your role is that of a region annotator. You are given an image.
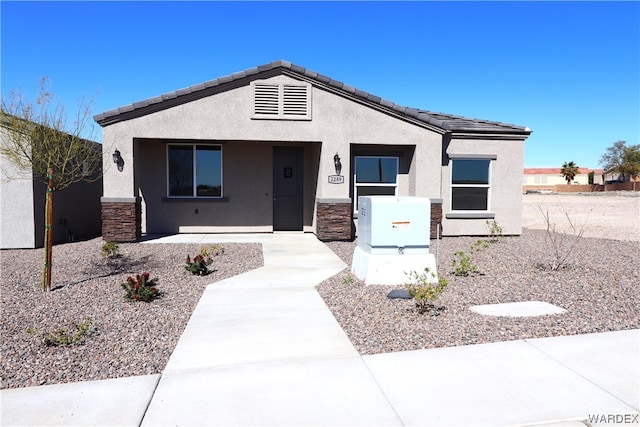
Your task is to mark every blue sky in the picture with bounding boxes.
[2,1,638,169]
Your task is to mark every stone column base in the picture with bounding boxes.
[315,198,353,241]
[101,197,141,242]
[430,199,443,239]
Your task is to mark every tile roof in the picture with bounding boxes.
[94,60,532,135]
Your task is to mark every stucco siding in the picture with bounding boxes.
[0,160,36,248]
[442,137,525,235]
[135,139,319,234]
[102,74,445,235]
[1,128,102,248]
[98,60,536,239]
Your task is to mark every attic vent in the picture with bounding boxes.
[254,84,279,116]
[252,82,311,120]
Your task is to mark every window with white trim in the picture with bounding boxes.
[353,156,399,213]
[451,159,491,211]
[167,144,223,197]
[252,82,311,120]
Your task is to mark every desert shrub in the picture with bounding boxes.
[101,241,119,258]
[486,220,504,242]
[121,273,160,302]
[538,207,589,271]
[200,244,225,257]
[185,254,213,276]
[405,268,448,315]
[452,251,478,277]
[27,318,95,347]
[470,239,489,252]
[184,245,222,276]
[342,274,355,285]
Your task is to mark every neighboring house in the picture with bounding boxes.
[94,60,532,242]
[523,168,603,190]
[603,168,640,184]
[0,119,102,249]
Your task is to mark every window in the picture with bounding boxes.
[451,159,491,211]
[252,82,311,120]
[168,144,222,197]
[353,156,399,213]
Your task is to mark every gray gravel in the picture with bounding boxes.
[0,239,263,389]
[317,228,640,355]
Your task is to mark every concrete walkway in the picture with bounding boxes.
[2,233,638,426]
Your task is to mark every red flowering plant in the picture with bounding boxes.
[121,272,160,302]
[184,254,213,276]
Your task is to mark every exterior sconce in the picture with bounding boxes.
[333,153,342,176]
[329,153,344,184]
[112,149,124,172]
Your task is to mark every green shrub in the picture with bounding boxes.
[470,239,489,252]
[101,241,119,258]
[121,273,160,302]
[452,251,478,277]
[185,254,213,276]
[27,318,95,347]
[200,244,225,257]
[485,220,504,242]
[405,268,448,315]
[342,274,355,285]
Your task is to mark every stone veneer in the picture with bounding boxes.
[316,198,443,242]
[316,199,353,241]
[430,200,443,239]
[101,198,140,242]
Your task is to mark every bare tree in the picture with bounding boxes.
[1,77,101,291]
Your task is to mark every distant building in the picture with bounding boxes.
[603,168,640,184]
[523,167,603,192]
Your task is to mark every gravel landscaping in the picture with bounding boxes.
[0,239,263,389]
[317,228,640,355]
[2,220,638,390]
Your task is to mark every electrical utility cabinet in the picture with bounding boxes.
[357,196,431,255]
[352,196,437,285]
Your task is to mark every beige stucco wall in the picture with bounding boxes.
[101,74,445,234]
[1,128,102,248]
[0,127,37,248]
[442,136,526,236]
[524,174,589,186]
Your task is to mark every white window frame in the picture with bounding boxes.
[166,143,223,198]
[450,157,492,213]
[353,156,399,214]
[251,82,312,120]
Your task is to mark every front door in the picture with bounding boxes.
[273,147,303,231]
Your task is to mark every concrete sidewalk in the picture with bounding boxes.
[2,233,638,426]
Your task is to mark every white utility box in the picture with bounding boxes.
[352,196,438,285]
[357,196,431,255]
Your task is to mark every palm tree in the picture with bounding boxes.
[560,161,580,184]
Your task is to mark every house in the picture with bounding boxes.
[94,60,532,242]
[523,167,603,192]
[0,118,103,249]
[603,168,640,184]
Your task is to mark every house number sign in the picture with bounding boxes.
[328,175,344,184]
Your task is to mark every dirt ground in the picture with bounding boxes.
[522,192,640,242]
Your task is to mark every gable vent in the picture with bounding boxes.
[283,85,308,116]
[254,84,280,116]
[252,82,311,120]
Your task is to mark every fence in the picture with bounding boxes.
[524,182,640,193]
